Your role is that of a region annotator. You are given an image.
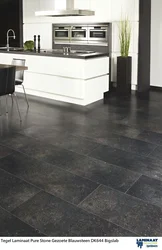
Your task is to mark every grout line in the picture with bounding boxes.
[0,199,47,237]
[10,189,138,237]
[2,149,161,211]
[0,155,150,236]
[10,190,43,213]
[77,205,138,237]
[0,167,44,192]
[124,174,142,194]
[77,184,102,207]
[146,145,159,158]
[0,133,162,195]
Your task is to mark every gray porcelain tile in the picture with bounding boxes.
[127,175,162,207]
[0,144,13,159]
[12,191,135,236]
[0,169,40,211]
[62,155,141,192]
[0,206,45,236]
[23,125,100,155]
[22,125,67,138]
[1,133,38,150]
[1,133,82,166]
[0,91,162,237]
[79,185,162,236]
[149,146,162,160]
[136,130,162,145]
[0,152,99,205]
[89,144,162,181]
[43,134,100,155]
[92,132,157,156]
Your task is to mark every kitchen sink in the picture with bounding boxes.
[42,49,94,55]
[0,47,24,51]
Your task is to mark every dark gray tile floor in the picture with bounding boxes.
[0,91,162,236]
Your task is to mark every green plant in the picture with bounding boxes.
[118,18,131,57]
[24,40,34,51]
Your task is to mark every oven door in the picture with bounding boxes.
[88,26,108,42]
[71,27,88,41]
[54,27,70,41]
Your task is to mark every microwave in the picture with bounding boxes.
[88,26,108,43]
[70,26,88,41]
[53,26,70,41]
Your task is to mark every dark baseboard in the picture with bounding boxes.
[17,92,102,113]
[104,82,116,99]
[150,86,162,92]
[136,90,150,99]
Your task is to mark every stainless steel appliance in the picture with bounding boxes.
[88,25,108,43]
[54,26,70,41]
[71,26,88,42]
[35,0,95,17]
[52,23,111,49]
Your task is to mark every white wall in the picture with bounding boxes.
[23,0,139,87]
[151,0,162,87]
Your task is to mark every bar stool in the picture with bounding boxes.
[12,58,29,108]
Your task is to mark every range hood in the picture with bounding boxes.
[35,0,95,17]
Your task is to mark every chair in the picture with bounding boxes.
[0,66,21,121]
[12,58,29,107]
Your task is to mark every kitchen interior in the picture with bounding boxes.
[1,0,162,239]
[0,0,139,106]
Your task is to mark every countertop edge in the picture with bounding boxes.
[0,50,109,59]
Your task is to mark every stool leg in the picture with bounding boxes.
[11,94,14,105]
[0,97,2,116]
[13,93,22,122]
[22,84,29,108]
[5,95,8,114]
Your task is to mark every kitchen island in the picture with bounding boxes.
[0,49,109,106]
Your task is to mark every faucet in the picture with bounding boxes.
[6,29,16,51]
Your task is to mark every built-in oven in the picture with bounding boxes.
[53,26,70,41]
[70,26,88,42]
[88,26,108,43]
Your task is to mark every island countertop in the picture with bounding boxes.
[0,48,109,59]
[0,50,109,106]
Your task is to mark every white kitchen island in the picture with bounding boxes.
[0,51,109,106]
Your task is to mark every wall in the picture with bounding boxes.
[0,0,23,47]
[23,0,139,88]
[150,0,162,87]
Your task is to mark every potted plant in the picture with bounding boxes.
[117,18,132,96]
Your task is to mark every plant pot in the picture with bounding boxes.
[117,56,132,96]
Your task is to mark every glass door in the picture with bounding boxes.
[54,27,70,40]
[88,26,108,42]
[71,26,88,41]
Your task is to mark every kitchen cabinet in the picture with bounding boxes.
[0,52,109,106]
